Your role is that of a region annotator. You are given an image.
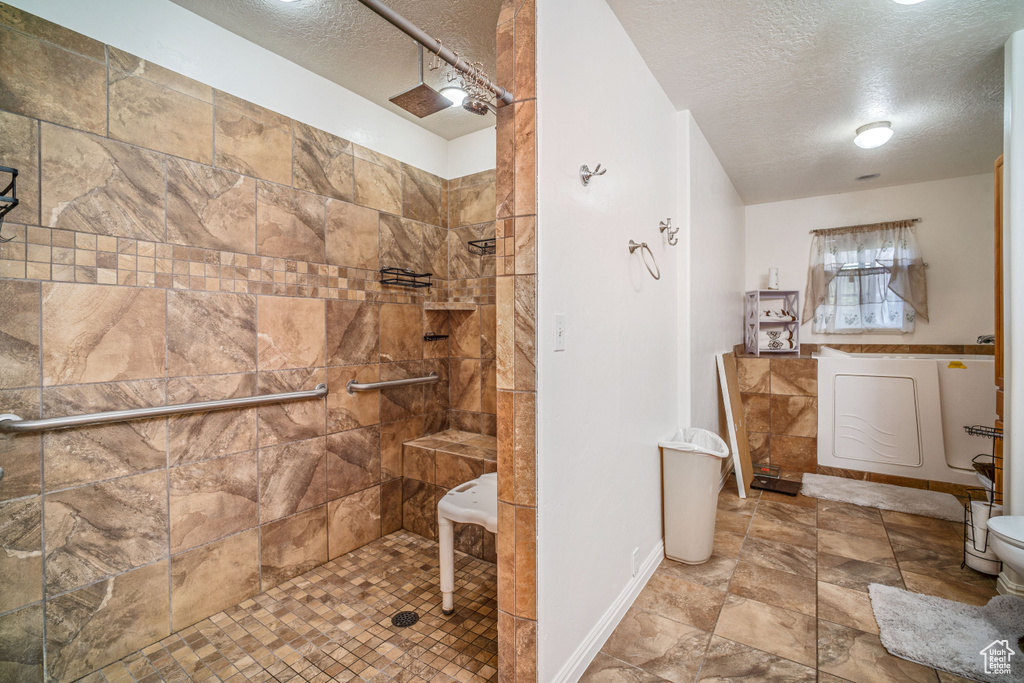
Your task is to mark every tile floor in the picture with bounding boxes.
[581,475,997,683]
[80,533,497,683]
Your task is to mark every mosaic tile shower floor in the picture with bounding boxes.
[80,533,497,683]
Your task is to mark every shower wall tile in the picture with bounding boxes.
[513,275,536,391]
[41,124,166,241]
[435,450,485,490]
[353,144,402,173]
[42,379,166,490]
[0,279,40,390]
[327,425,380,499]
[401,478,437,541]
[215,90,291,131]
[380,362,426,422]
[496,105,515,220]
[515,216,537,275]
[292,120,354,202]
[45,561,170,683]
[0,5,104,59]
[0,496,42,614]
[167,290,257,377]
[257,295,325,371]
[424,358,451,414]
[497,391,514,504]
[497,18,515,99]
[166,158,257,253]
[514,506,537,620]
[259,505,328,589]
[107,47,212,102]
[325,199,379,270]
[514,0,536,101]
[451,359,482,413]
[771,357,816,396]
[326,364,380,433]
[256,182,326,262]
[0,602,43,681]
[380,303,423,362]
[354,158,402,215]
[380,416,425,481]
[770,395,817,438]
[771,436,817,474]
[741,393,771,433]
[381,478,403,535]
[41,283,166,385]
[403,444,435,484]
[379,214,424,273]
[328,486,381,559]
[451,309,482,358]
[737,357,770,393]
[326,300,379,366]
[424,224,449,280]
[44,470,168,595]
[258,436,327,524]
[496,276,515,391]
[169,450,258,553]
[749,432,770,465]
[170,529,259,631]
[214,107,292,186]
[0,27,106,134]
[256,368,326,447]
[403,167,442,226]
[0,110,40,226]
[513,392,536,507]
[108,69,213,164]
[0,389,40,502]
[513,100,537,218]
[460,182,498,227]
[167,373,257,465]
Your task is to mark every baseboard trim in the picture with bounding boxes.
[549,540,665,683]
[997,571,1024,597]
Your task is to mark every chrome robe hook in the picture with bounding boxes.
[659,218,679,246]
[579,163,607,186]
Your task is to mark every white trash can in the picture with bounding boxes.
[659,427,730,564]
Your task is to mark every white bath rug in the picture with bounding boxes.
[800,473,963,521]
[869,584,1024,682]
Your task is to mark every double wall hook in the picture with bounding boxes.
[579,163,607,187]
[659,218,679,246]
[628,240,661,280]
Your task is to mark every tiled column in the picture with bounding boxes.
[495,0,538,680]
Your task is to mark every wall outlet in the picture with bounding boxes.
[632,548,640,577]
[554,314,566,351]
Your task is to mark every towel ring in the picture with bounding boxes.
[628,240,660,280]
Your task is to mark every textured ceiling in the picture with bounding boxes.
[167,0,501,140]
[606,0,1024,204]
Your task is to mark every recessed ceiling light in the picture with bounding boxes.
[857,173,881,181]
[439,87,467,107]
[854,121,894,149]
[892,0,926,4]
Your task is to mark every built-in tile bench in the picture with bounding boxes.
[402,429,497,563]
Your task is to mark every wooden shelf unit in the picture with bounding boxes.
[744,290,800,357]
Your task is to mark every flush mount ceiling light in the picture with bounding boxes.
[439,87,468,107]
[854,121,894,149]
[892,0,926,4]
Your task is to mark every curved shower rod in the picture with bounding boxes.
[355,0,515,107]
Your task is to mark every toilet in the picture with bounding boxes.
[987,516,1024,579]
[437,473,498,615]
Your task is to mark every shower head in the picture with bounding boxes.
[389,43,452,118]
[462,98,493,116]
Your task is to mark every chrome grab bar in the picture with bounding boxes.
[347,373,439,395]
[0,384,329,434]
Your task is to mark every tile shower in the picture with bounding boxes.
[0,5,506,680]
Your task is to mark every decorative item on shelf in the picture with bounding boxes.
[379,267,432,288]
[767,267,779,290]
[0,165,19,243]
[467,238,496,255]
[659,218,679,246]
[743,290,800,356]
[424,333,449,341]
[579,163,606,187]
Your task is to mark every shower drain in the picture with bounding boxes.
[391,611,419,628]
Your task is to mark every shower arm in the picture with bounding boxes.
[355,0,514,107]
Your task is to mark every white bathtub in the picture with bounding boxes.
[816,346,996,486]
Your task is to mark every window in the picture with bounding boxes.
[802,220,928,334]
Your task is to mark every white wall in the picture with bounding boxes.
[679,112,746,437]
[6,0,496,178]
[1004,31,1024,518]
[536,0,678,679]
[745,174,995,346]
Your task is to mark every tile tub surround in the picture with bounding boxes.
[0,5,498,681]
[87,533,497,683]
[581,473,997,682]
[402,430,499,563]
[735,348,988,501]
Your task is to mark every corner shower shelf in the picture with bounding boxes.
[467,239,496,255]
[379,267,431,288]
[744,290,801,357]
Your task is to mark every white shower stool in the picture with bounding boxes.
[437,472,497,615]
